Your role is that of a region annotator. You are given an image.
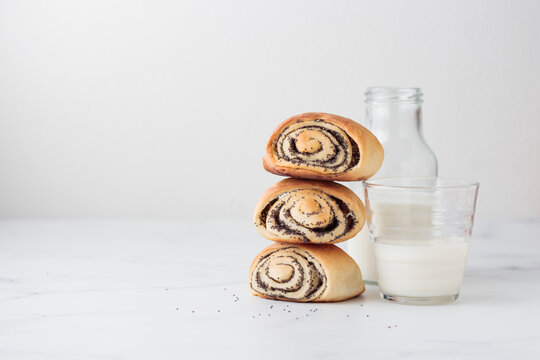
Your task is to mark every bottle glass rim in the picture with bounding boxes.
[365,87,423,103]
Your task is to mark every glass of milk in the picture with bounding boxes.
[364,177,479,305]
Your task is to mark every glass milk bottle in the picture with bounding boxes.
[348,87,438,284]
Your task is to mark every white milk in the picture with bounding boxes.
[373,237,469,298]
[347,227,377,282]
[348,201,435,283]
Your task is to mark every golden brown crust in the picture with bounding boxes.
[249,242,365,302]
[253,178,365,244]
[263,112,384,181]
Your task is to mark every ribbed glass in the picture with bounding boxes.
[364,177,479,305]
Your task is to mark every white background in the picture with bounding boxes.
[1,0,539,220]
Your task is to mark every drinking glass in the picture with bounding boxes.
[364,177,479,305]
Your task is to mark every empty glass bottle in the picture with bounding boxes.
[348,87,438,284]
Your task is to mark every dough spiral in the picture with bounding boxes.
[249,243,365,302]
[275,121,356,174]
[263,112,384,181]
[254,178,365,244]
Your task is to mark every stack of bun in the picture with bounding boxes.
[249,112,384,302]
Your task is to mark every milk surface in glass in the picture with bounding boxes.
[370,202,470,298]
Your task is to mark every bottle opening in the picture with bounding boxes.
[365,87,423,103]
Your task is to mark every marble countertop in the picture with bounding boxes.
[1,219,539,359]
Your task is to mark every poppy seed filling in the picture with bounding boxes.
[259,190,357,243]
[250,247,327,301]
[273,120,361,173]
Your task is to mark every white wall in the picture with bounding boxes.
[0,0,539,220]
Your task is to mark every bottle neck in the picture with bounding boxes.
[365,87,424,142]
[366,102,424,141]
[363,87,438,177]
